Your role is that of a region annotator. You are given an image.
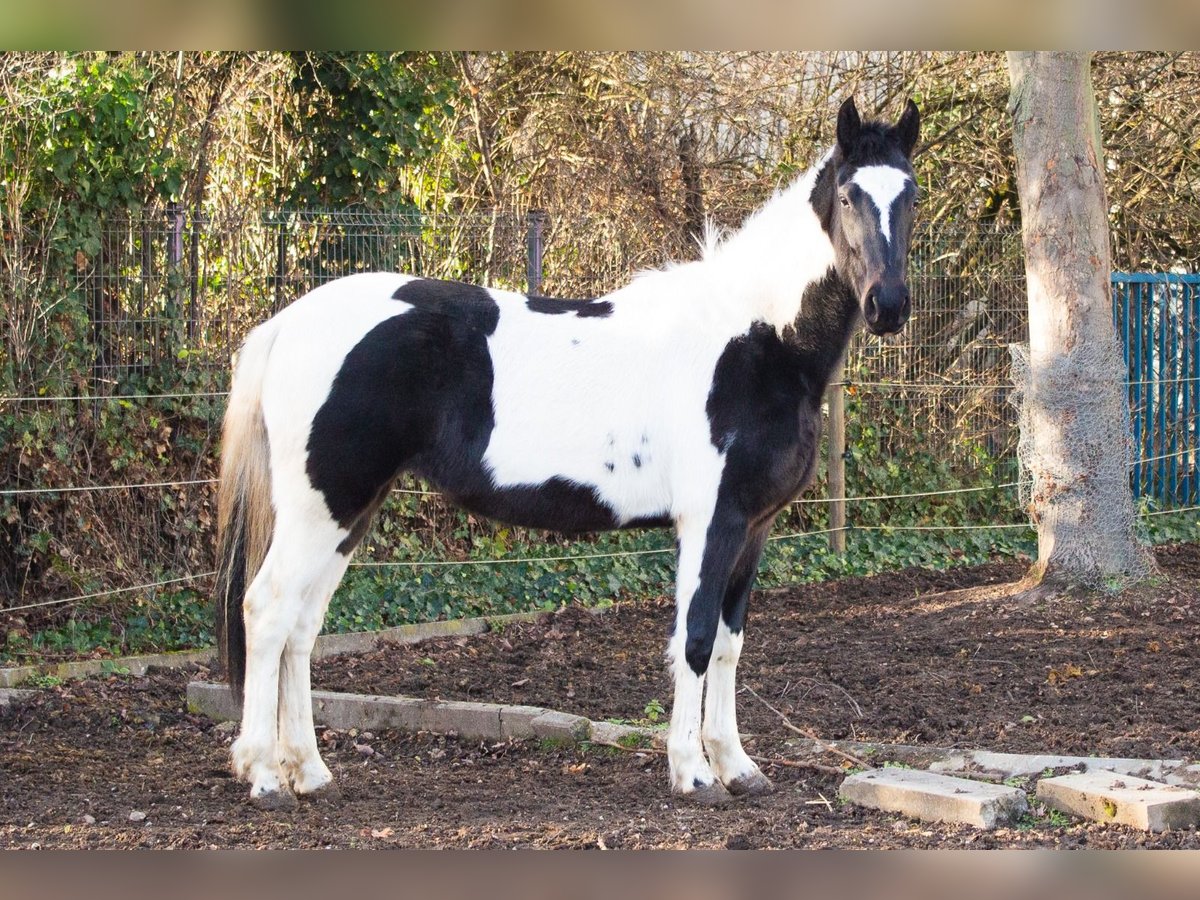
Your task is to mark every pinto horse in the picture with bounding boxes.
[215,97,921,809]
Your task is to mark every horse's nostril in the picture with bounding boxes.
[900,290,912,319]
[864,289,880,322]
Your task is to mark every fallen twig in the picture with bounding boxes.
[793,677,864,718]
[743,685,876,771]
[804,793,835,811]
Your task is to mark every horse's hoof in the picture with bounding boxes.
[726,771,775,797]
[676,781,733,806]
[249,788,298,812]
[300,782,342,804]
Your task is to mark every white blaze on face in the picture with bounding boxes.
[851,165,912,245]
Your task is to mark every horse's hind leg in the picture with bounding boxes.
[275,484,391,799]
[231,515,345,809]
[230,545,299,809]
[277,544,351,798]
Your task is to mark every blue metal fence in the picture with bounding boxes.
[1112,272,1200,508]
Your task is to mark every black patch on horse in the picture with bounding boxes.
[392,278,501,333]
[526,296,614,318]
[706,322,826,530]
[678,321,840,675]
[308,278,644,543]
[448,477,626,534]
[309,280,500,532]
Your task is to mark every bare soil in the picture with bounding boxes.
[3,544,1199,849]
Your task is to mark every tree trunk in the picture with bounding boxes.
[1006,51,1156,593]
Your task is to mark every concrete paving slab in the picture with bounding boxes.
[930,749,1200,788]
[840,767,1029,829]
[1037,771,1200,832]
[785,737,1200,790]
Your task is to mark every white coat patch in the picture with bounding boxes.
[851,165,911,245]
[481,288,727,525]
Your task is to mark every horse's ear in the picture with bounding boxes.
[836,97,861,155]
[896,98,920,158]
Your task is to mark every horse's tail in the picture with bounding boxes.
[215,317,281,704]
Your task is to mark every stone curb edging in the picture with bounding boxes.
[186,678,1200,798]
[0,607,568,688]
[83,678,1200,831]
[185,680,661,749]
[785,737,1200,789]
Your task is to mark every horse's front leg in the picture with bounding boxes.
[666,509,748,804]
[703,521,775,796]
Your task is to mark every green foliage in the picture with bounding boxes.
[617,732,652,749]
[283,52,457,208]
[1015,806,1072,831]
[21,672,63,689]
[642,698,666,724]
[14,397,1192,666]
[0,55,186,398]
[0,53,1190,672]
[30,57,183,216]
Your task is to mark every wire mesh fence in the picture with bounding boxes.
[82,208,533,390]
[38,206,1200,502]
[5,205,1197,626]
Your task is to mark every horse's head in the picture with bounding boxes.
[827,97,920,337]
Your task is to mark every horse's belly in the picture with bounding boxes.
[448,477,671,533]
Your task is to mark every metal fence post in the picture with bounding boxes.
[274,214,288,312]
[526,209,546,295]
[167,203,183,314]
[187,210,200,341]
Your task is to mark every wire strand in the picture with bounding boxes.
[7,448,1192,500]
[349,545,678,568]
[3,374,1198,404]
[0,478,217,497]
[3,571,216,615]
[1141,505,1200,518]
[794,480,1024,506]
[0,391,230,403]
[7,504,1193,614]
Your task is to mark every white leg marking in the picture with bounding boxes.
[666,519,720,796]
[230,551,293,803]
[703,622,763,788]
[278,549,348,795]
[232,504,347,804]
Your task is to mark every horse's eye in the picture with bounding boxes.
[839,195,850,208]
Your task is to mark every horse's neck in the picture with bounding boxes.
[784,273,860,389]
[709,181,836,332]
[694,150,858,384]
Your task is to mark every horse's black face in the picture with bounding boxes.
[829,98,920,337]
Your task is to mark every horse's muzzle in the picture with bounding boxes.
[863,281,911,336]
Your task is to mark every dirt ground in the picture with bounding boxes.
[3,544,1200,849]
